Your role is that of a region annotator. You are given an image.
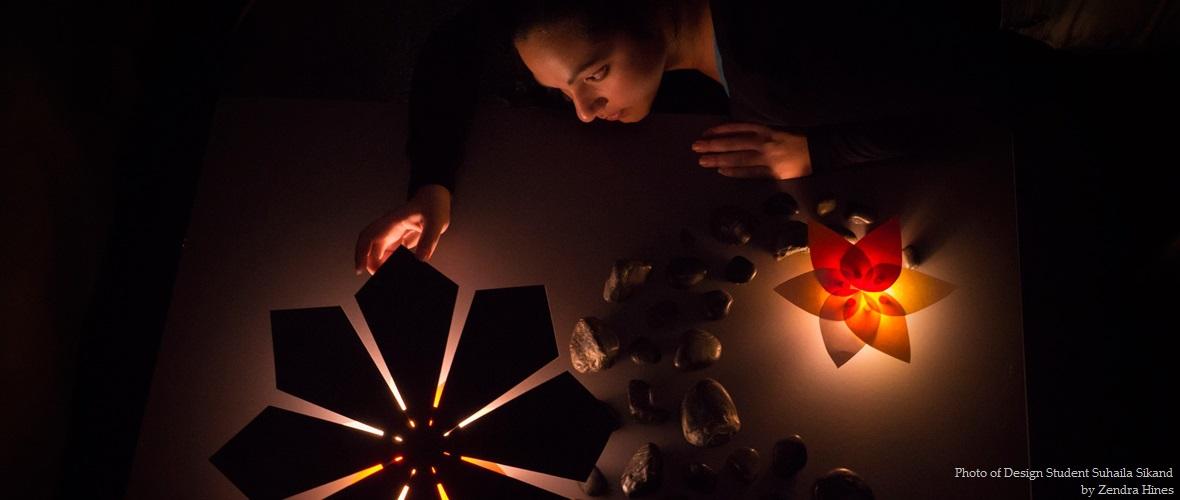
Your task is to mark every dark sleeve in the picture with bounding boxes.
[404,6,495,199]
[805,118,920,173]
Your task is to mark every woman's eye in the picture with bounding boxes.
[585,65,609,82]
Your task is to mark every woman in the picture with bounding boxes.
[355,0,1000,274]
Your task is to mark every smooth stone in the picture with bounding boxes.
[816,196,838,217]
[645,300,679,329]
[710,205,754,245]
[814,468,874,500]
[666,257,708,288]
[726,447,761,483]
[569,317,620,373]
[765,220,809,260]
[627,379,670,424]
[724,256,757,283]
[701,289,733,320]
[770,435,808,477]
[628,337,662,365]
[674,329,721,371]
[683,462,718,493]
[603,259,653,303]
[763,192,800,217]
[582,466,608,496]
[621,443,663,497]
[681,378,741,447]
[845,203,878,226]
[825,223,857,243]
[902,245,920,269]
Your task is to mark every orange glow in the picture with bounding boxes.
[431,467,437,475]
[396,485,410,500]
[393,435,404,443]
[428,419,434,427]
[393,456,404,463]
[460,456,506,475]
[776,218,954,366]
[410,468,417,477]
[436,483,450,500]
[433,383,444,408]
[442,429,453,438]
[407,419,417,429]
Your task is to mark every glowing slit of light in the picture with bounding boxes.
[455,401,501,430]
[396,485,410,500]
[431,467,437,475]
[433,384,444,408]
[393,435,404,443]
[393,456,404,463]
[410,469,418,477]
[428,419,434,427]
[408,419,417,429]
[389,380,408,412]
[437,483,450,500]
[460,456,506,475]
[343,421,385,437]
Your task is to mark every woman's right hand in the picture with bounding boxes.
[355,184,452,275]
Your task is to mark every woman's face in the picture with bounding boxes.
[515,22,666,123]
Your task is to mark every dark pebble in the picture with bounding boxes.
[710,205,754,245]
[674,329,722,371]
[666,257,708,288]
[844,203,877,226]
[628,337,662,365]
[763,192,800,217]
[814,468,874,500]
[681,378,741,447]
[621,443,664,497]
[724,256,757,283]
[764,220,809,260]
[816,196,838,217]
[569,317,620,373]
[701,289,733,320]
[770,435,808,477]
[627,379,670,424]
[726,447,761,483]
[902,245,920,269]
[684,462,718,493]
[603,259,653,303]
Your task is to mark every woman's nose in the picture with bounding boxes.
[573,95,606,123]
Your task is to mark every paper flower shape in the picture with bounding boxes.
[774,219,954,366]
[212,247,614,499]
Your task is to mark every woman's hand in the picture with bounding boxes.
[692,122,813,179]
[355,184,452,275]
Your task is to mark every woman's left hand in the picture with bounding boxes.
[692,122,812,179]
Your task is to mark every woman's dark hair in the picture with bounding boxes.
[500,0,667,43]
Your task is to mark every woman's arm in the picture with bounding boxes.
[405,6,486,198]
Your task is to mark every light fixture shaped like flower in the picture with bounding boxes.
[211,247,615,499]
[774,218,955,367]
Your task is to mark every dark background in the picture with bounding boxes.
[3,0,1176,498]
